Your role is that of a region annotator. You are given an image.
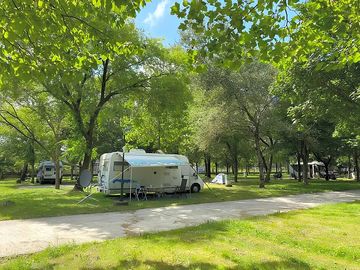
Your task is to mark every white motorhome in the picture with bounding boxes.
[98,149,204,195]
[36,160,63,184]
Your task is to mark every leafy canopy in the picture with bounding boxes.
[171,0,360,70]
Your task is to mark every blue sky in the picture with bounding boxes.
[135,0,181,46]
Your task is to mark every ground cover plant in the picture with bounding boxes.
[1,201,359,269]
[0,176,359,221]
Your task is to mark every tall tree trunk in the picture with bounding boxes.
[233,157,238,182]
[347,155,351,179]
[354,151,360,182]
[301,141,309,185]
[215,162,218,175]
[31,161,35,183]
[254,132,265,188]
[19,162,28,183]
[76,136,93,190]
[324,162,330,181]
[265,154,273,183]
[226,162,229,174]
[54,157,60,190]
[204,154,211,178]
[287,160,290,174]
[296,152,302,182]
[322,158,332,181]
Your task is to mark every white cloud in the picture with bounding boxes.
[144,0,169,27]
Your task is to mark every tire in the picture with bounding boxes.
[191,183,201,193]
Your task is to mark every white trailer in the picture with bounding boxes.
[98,149,204,195]
[36,160,63,184]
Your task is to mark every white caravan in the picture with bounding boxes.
[36,160,63,184]
[98,149,204,195]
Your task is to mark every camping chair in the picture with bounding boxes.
[175,178,188,198]
[134,185,148,201]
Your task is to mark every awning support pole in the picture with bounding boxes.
[130,167,132,202]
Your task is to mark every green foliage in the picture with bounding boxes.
[0,0,148,81]
[172,0,359,70]
[124,72,192,153]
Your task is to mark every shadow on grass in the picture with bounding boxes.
[81,257,311,270]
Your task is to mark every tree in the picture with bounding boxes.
[0,91,68,189]
[0,1,179,189]
[124,70,192,153]
[276,60,360,182]
[172,0,360,70]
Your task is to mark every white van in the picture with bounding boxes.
[36,161,63,184]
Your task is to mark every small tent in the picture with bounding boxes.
[211,173,228,185]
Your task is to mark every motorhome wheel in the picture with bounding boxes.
[191,183,200,193]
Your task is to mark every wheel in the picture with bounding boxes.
[191,183,201,193]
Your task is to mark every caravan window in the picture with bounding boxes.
[45,167,52,171]
[113,161,129,171]
[165,166,178,169]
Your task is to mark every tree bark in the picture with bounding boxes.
[19,162,28,182]
[301,141,309,185]
[30,162,35,183]
[254,131,266,188]
[204,154,211,178]
[347,155,351,179]
[354,151,360,182]
[296,152,302,182]
[233,157,238,182]
[286,161,290,174]
[54,157,60,190]
[265,154,273,183]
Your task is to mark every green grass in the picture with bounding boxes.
[0,176,359,221]
[1,201,359,269]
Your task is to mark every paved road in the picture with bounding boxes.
[1,190,360,258]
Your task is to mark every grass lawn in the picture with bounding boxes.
[0,176,359,221]
[1,201,359,269]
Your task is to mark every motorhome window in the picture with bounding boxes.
[113,161,129,171]
[165,166,178,169]
[45,167,52,171]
